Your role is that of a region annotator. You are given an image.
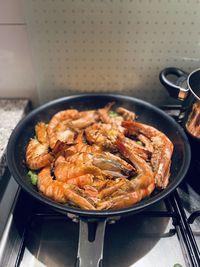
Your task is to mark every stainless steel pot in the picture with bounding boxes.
[160,67,200,140]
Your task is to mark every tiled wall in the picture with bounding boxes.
[0,0,37,104]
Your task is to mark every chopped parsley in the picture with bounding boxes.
[136,140,143,146]
[109,111,119,117]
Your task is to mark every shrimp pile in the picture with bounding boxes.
[25,103,174,210]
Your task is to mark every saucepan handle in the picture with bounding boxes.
[159,67,189,100]
[75,217,107,267]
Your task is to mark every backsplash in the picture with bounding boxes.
[1,0,200,106]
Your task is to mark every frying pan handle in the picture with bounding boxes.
[159,67,189,100]
[75,218,107,267]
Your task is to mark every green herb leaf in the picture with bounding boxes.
[109,111,119,117]
[173,264,183,267]
[28,170,38,186]
[136,141,143,146]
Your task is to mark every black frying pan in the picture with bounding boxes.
[6,94,191,267]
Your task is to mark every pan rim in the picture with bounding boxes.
[6,93,191,217]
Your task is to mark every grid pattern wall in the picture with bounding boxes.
[24,0,200,104]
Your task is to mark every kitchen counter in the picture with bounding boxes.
[0,99,30,177]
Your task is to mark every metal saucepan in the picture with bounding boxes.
[6,94,191,267]
[160,67,200,142]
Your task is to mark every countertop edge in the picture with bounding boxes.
[0,99,30,176]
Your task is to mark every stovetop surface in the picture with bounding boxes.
[17,191,189,267]
[0,104,200,267]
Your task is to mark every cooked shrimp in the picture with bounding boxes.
[85,122,124,150]
[54,121,75,144]
[47,109,79,149]
[137,134,154,154]
[116,107,136,121]
[97,102,115,124]
[67,174,94,187]
[67,110,99,130]
[26,103,174,210]
[35,122,49,145]
[37,166,96,209]
[98,103,136,126]
[97,191,147,210]
[54,155,103,182]
[54,151,134,182]
[64,132,102,157]
[26,122,53,170]
[120,136,152,161]
[85,121,152,160]
[122,120,174,188]
[97,138,155,210]
[92,151,135,177]
[98,179,128,199]
[26,139,53,170]
[117,138,154,190]
[65,151,135,177]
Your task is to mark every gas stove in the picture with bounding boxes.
[0,105,200,267]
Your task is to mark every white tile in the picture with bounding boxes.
[0,26,38,104]
[0,0,25,24]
